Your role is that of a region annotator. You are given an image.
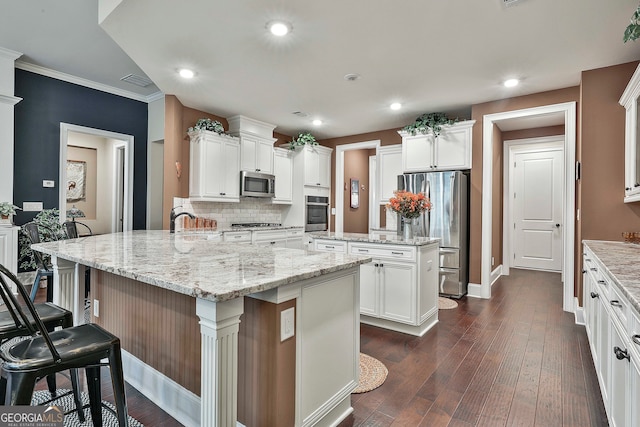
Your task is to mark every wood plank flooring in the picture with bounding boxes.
[339,268,608,427]
[35,268,606,426]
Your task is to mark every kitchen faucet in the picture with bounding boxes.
[169,207,195,233]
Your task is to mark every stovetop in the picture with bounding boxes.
[231,223,282,228]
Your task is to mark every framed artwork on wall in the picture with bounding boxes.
[350,178,359,209]
[66,160,86,202]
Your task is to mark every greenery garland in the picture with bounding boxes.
[402,113,458,137]
[288,132,318,150]
[625,4,640,42]
[188,118,226,135]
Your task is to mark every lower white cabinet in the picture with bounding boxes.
[312,237,438,336]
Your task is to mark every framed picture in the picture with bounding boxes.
[350,178,359,209]
[66,160,87,202]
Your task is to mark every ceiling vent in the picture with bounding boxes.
[120,73,154,87]
[503,0,526,7]
[292,111,309,118]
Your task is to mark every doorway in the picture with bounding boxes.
[480,102,576,313]
[59,123,134,233]
[503,137,564,273]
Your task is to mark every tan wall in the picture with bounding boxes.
[343,150,370,233]
[469,86,581,284]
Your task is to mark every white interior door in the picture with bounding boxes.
[512,147,563,271]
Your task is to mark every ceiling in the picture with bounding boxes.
[3,0,640,139]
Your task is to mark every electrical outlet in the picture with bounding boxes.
[281,307,295,342]
[42,180,55,188]
[93,299,99,318]
[491,257,495,266]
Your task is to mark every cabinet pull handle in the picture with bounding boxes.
[326,245,334,249]
[614,346,630,362]
[358,249,369,253]
[597,280,607,285]
[632,335,640,346]
[590,267,597,271]
[590,292,599,299]
[626,187,632,191]
[585,258,591,262]
[374,263,379,267]
[582,269,586,274]
[270,241,276,245]
[256,169,261,172]
[379,263,384,268]
[391,251,404,255]
[610,300,623,308]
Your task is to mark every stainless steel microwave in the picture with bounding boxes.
[240,170,275,198]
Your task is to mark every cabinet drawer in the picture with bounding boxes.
[287,229,305,238]
[630,308,640,355]
[253,230,287,242]
[223,231,252,243]
[349,243,416,262]
[608,283,629,328]
[313,239,347,253]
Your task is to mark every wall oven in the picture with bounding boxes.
[240,170,275,198]
[305,196,329,231]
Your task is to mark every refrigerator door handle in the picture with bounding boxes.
[450,174,456,227]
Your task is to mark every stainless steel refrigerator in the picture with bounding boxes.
[397,171,469,298]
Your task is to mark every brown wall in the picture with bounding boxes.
[67,145,97,220]
[343,150,371,233]
[470,86,581,284]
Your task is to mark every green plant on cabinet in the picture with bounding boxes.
[18,208,65,271]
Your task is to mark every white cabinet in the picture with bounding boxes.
[377,145,403,204]
[400,120,475,172]
[239,134,275,174]
[225,228,305,249]
[223,230,252,244]
[312,238,439,336]
[302,145,332,188]
[273,148,293,204]
[619,64,640,203]
[0,227,18,288]
[188,130,240,202]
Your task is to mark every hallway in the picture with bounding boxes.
[341,269,607,426]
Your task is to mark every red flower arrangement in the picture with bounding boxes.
[386,190,431,219]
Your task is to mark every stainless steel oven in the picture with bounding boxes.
[305,196,329,231]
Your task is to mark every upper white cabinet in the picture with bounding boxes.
[619,64,640,203]
[377,145,403,204]
[228,115,276,175]
[301,145,332,188]
[273,147,293,204]
[400,120,475,172]
[188,130,240,202]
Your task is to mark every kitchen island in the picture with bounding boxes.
[309,231,440,336]
[33,230,371,427]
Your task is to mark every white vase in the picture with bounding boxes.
[0,215,12,227]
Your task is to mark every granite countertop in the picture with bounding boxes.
[583,240,640,315]
[308,231,440,247]
[32,230,370,302]
[222,225,304,232]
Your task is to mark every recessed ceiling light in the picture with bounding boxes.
[179,69,194,79]
[268,21,292,36]
[312,119,322,126]
[390,103,402,110]
[504,78,519,88]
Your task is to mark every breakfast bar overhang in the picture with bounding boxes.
[32,230,371,427]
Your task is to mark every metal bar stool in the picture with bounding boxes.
[0,264,128,426]
[22,222,57,302]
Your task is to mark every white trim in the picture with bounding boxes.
[0,47,22,61]
[0,94,22,106]
[122,350,200,427]
[482,102,576,312]
[574,298,585,325]
[368,155,378,230]
[59,123,134,231]
[467,283,483,298]
[491,264,503,286]
[503,136,565,276]
[334,140,381,233]
[15,61,163,103]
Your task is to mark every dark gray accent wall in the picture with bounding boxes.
[13,69,148,229]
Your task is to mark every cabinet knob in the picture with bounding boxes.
[590,267,597,271]
[614,346,630,362]
[256,169,261,172]
[582,269,586,274]
[633,335,640,346]
[626,187,632,191]
[317,183,321,186]
[590,292,599,299]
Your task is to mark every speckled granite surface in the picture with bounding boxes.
[32,230,370,302]
[583,240,640,315]
[308,231,440,247]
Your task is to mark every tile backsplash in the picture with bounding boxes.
[173,197,287,231]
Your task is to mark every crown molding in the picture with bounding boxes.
[0,94,22,106]
[0,47,22,61]
[15,60,164,104]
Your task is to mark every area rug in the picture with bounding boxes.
[353,353,388,394]
[31,389,143,427]
[438,296,458,309]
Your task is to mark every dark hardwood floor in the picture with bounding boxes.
[339,268,608,427]
[34,268,607,426]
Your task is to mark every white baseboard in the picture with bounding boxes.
[574,297,585,325]
[122,350,200,427]
[491,265,503,286]
[467,283,483,298]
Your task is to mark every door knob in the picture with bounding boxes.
[554,224,560,228]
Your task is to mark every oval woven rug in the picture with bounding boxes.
[353,353,388,394]
[438,297,458,309]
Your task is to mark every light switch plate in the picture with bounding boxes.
[281,307,295,342]
[42,180,55,188]
[23,202,43,212]
[93,299,99,318]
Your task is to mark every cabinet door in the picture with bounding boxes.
[597,294,612,408]
[202,137,225,197]
[359,262,378,316]
[434,125,471,170]
[304,149,320,186]
[273,150,293,203]
[318,150,331,188]
[402,134,434,173]
[585,271,599,363]
[256,139,274,174]
[240,136,258,172]
[286,237,303,250]
[631,354,640,427]
[380,262,416,324]
[610,320,629,427]
[378,145,403,203]
[222,141,240,198]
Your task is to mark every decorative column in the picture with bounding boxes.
[196,297,244,427]
[52,256,84,325]
[0,47,22,203]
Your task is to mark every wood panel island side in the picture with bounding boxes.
[32,230,371,427]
